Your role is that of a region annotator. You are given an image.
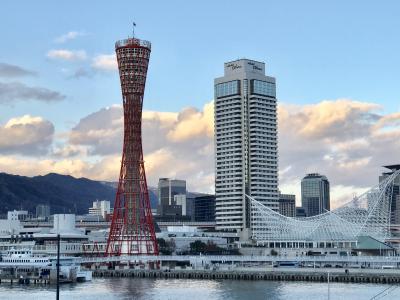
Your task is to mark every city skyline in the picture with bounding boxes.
[0,0,400,208]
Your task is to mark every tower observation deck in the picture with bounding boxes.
[106,36,158,256]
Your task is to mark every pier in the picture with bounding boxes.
[92,268,400,284]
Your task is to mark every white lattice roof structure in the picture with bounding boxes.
[250,169,400,243]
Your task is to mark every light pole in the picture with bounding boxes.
[56,233,60,300]
[327,272,330,300]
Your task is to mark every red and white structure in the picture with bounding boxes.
[106,33,158,256]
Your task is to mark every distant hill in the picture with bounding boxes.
[0,173,159,215]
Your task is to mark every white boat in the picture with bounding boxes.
[0,248,92,282]
[77,269,93,282]
[0,248,51,267]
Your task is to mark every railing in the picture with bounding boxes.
[77,254,400,265]
[115,38,151,49]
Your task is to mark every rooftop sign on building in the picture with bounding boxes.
[224,59,265,76]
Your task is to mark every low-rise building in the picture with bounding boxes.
[88,200,110,219]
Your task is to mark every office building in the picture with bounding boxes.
[157,178,186,216]
[278,193,296,217]
[185,194,196,221]
[88,200,110,219]
[36,204,50,220]
[194,195,216,222]
[301,173,330,217]
[380,164,400,224]
[296,207,307,218]
[214,59,279,234]
[174,194,187,216]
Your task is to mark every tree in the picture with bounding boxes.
[190,240,208,254]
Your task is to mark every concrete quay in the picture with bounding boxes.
[0,276,50,285]
[92,268,400,284]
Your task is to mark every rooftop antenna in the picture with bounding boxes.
[132,22,136,38]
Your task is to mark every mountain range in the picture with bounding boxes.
[0,172,159,215]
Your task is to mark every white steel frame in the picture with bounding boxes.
[249,170,400,243]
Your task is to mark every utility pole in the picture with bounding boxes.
[56,234,60,300]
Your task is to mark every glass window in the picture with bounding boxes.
[215,80,240,98]
[252,80,276,97]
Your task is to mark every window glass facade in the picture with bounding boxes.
[194,195,216,222]
[252,80,275,97]
[301,174,330,217]
[215,80,240,98]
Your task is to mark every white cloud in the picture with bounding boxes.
[92,54,117,71]
[66,102,215,192]
[0,115,54,155]
[65,98,400,199]
[47,49,87,61]
[2,98,399,206]
[278,98,400,196]
[54,31,86,43]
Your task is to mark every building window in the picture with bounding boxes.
[215,81,240,98]
[251,80,275,97]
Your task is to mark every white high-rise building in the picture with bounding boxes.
[214,59,279,234]
[89,200,111,219]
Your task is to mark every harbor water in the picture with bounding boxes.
[1,278,400,300]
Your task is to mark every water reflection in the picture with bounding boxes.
[0,278,399,300]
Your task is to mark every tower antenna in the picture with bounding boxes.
[132,22,136,38]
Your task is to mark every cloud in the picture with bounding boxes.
[280,99,380,140]
[0,63,37,78]
[2,98,399,206]
[166,102,214,142]
[69,105,123,155]
[65,98,400,199]
[92,54,117,71]
[67,102,215,192]
[54,31,86,43]
[47,49,87,61]
[278,98,400,204]
[0,81,65,104]
[52,144,86,158]
[0,155,91,178]
[0,115,54,155]
[68,68,93,79]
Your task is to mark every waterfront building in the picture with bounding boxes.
[214,59,278,234]
[194,195,216,222]
[301,173,330,217]
[157,178,186,216]
[278,193,296,217]
[0,212,87,256]
[380,165,400,225]
[36,204,50,220]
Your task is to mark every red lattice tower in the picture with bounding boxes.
[106,35,158,256]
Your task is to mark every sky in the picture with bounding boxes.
[1,0,400,206]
